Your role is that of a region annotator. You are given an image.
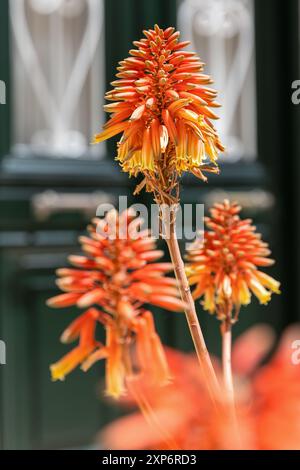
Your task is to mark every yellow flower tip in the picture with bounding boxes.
[240,294,251,306]
[50,364,65,382]
[104,385,126,400]
[255,271,281,295]
[258,293,272,305]
[105,361,126,400]
[249,278,272,305]
[185,266,193,277]
[238,280,251,306]
[269,284,281,295]
[202,290,215,314]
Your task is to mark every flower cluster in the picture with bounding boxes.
[47,208,184,398]
[186,200,280,322]
[93,24,224,182]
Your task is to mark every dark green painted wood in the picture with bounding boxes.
[0,0,10,158]
[255,0,300,324]
[0,2,10,448]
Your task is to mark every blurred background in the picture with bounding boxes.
[0,0,299,449]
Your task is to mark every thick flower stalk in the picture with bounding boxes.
[186,199,280,400]
[93,24,224,199]
[47,208,184,398]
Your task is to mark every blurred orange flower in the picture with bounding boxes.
[100,325,300,450]
[47,208,184,398]
[253,325,300,450]
[186,200,280,322]
[93,25,224,178]
[100,347,254,450]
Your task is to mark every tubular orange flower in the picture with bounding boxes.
[47,208,184,398]
[186,200,280,323]
[93,24,224,188]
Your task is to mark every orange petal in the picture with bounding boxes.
[150,118,161,158]
[159,125,169,153]
[103,109,132,128]
[68,255,97,269]
[56,268,91,277]
[105,325,126,399]
[162,109,178,144]
[92,122,129,144]
[141,128,154,170]
[46,292,82,308]
[139,250,164,261]
[168,98,190,114]
[254,271,280,294]
[130,104,146,121]
[251,257,275,267]
[50,344,95,381]
[56,277,94,293]
[131,263,173,279]
[248,277,271,305]
[141,277,178,287]
[135,317,153,372]
[176,108,199,124]
[149,333,170,384]
[95,256,114,272]
[148,295,185,312]
[77,288,106,308]
[60,308,99,343]
[81,347,108,371]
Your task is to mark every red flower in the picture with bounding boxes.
[47,208,184,398]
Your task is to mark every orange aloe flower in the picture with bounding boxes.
[186,200,280,322]
[100,346,255,450]
[93,24,224,181]
[47,208,184,398]
[253,325,300,450]
[100,325,300,450]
